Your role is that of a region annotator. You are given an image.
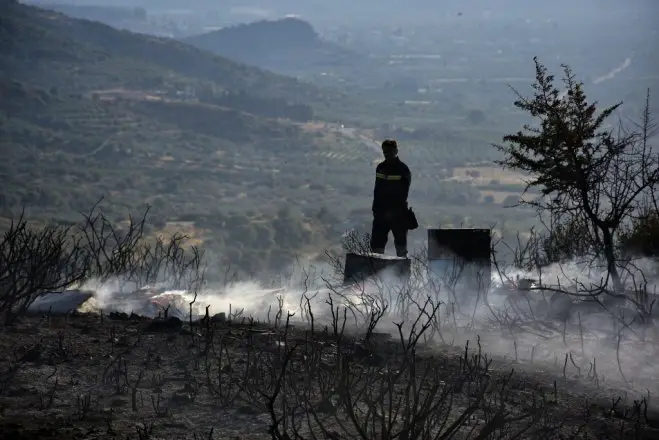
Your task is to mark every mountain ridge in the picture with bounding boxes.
[0,1,342,108]
[182,16,360,73]
[0,0,359,232]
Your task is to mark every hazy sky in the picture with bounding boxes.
[27,0,659,19]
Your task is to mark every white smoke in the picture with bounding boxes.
[593,57,633,84]
[455,256,659,399]
[41,253,659,400]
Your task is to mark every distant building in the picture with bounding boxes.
[174,85,196,100]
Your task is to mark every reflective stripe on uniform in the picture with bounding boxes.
[376,173,402,181]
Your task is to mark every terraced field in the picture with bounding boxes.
[10,80,513,216]
[2,79,536,252]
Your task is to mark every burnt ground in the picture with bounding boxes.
[0,312,658,440]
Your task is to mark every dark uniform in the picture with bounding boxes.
[371,156,412,257]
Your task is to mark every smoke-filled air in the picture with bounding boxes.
[3,0,659,438]
[44,246,659,400]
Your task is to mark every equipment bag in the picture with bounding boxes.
[406,207,419,230]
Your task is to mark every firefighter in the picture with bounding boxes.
[370,139,411,257]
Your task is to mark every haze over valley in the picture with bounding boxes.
[8,0,658,274]
[2,1,659,438]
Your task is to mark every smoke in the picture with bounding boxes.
[73,259,375,325]
[454,255,659,398]
[56,253,659,399]
[557,57,633,100]
[593,57,633,84]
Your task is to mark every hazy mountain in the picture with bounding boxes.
[1,2,340,106]
[183,17,361,74]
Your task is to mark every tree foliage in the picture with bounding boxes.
[494,57,658,293]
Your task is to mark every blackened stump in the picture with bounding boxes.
[343,252,411,285]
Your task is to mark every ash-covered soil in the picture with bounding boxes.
[0,312,658,440]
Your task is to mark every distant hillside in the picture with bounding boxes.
[0,75,344,272]
[0,2,342,109]
[0,2,385,273]
[24,2,147,23]
[183,17,360,74]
